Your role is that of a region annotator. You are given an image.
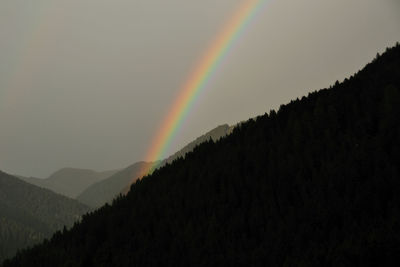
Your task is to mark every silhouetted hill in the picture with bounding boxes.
[20,168,119,199]
[3,44,400,266]
[78,125,232,208]
[162,124,232,165]
[0,171,89,263]
[77,162,152,208]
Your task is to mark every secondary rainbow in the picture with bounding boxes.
[140,0,268,176]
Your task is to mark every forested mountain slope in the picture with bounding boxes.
[3,44,400,266]
[77,162,152,208]
[161,124,232,165]
[78,125,232,208]
[0,171,89,263]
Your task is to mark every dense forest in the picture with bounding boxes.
[77,162,152,208]
[78,125,231,208]
[0,171,89,262]
[3,43,400,266]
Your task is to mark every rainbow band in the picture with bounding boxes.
[141,0,267,176]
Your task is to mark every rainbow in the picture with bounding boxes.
[0,4,52,114]
[140,0,268,176]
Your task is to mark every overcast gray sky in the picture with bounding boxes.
[1,0,399,177]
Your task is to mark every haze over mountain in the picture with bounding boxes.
[0,0,398,265]
[19,168,118,198]
[1,0,398,178]
[78,124,232,208]
[0,171,89,263]
[162,124,233,166]
[4,44,399,266]
[77,162,151,208]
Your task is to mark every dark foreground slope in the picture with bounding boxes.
[4,44,400,267]
[78,125,231,208]
[0,171,89,262]
[161,124,232,166]
[77,162,152,208]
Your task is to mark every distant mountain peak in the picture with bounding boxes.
[77,124,232,208]
[20,168,119,199]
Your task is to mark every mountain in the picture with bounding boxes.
[162,124,233,165]
[0,171,89,263]
[19,168,119,199]
[77,162,152,208]
[77,124,232,208]
[3,44,400,266]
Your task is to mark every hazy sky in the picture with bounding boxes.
[1,0,399,177]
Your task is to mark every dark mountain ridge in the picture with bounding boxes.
[0,171,89,263]
[76,162,152,208]
[3,43,400,266]
[78,124,232,208]
[162,124,232,166]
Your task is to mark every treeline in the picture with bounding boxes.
[3,43,400,266]
[0,171,89,262]
[0,217,45,261]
